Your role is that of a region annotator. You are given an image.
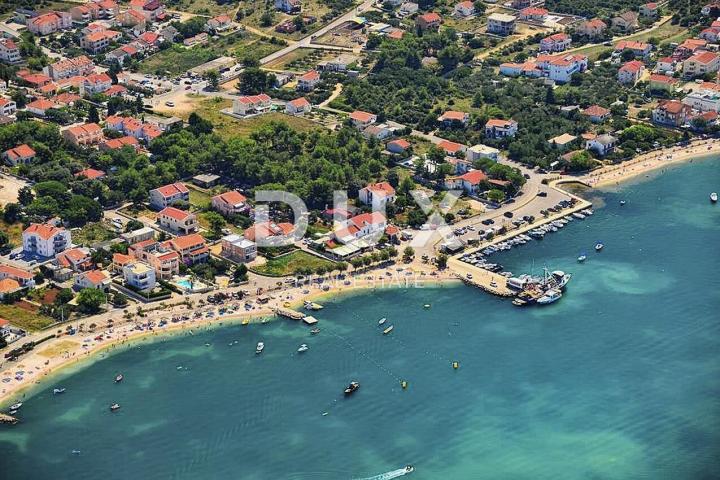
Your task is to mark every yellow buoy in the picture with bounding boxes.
[452,361,459,369]
[401,380,408,389]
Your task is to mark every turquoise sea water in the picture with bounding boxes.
[1,159,719,479]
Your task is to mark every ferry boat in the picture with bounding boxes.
[256,342,265,354]
[711,192,718,203]
[297,344,309,353]
[114,374,123,383]
[344,381,360,396]
[304,301,323,311]
[595,243,604,251]
[537,288,562,305]
[383,325,394,335]
[110,403,121,412]
[53,388,66,395]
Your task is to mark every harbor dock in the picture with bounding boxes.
[273,307,305,320]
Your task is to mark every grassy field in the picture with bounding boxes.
[252,250,335,276]
[163,0,236,16]
[0,219,23,247]
[264,48,339,72]
[72,223,117,246]
[169,96,319,139]
[187,186,213,209]
[237,0,339,40]
[139,33,282,75]
[0,304,54,331]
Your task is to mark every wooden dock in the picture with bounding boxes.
[273,307,305,320]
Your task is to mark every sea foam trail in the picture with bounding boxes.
[354,467,413,480]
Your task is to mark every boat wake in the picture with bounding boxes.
[354,466,414,480]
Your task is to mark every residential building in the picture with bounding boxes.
[683,51,720,78]
[615,40,652,58]
[386,139,410,154]
[129,240,179,279]
[96,0,119,18]
[149,182,189,209]
[123,261,156,291]
[674,38,707,60]
[699,26,720,43]
[129,0,167,21]
[100,136,140,151]
[438,110,469,126]
[55,247,92,271]
[27,11,72,36]
[467,144,499,162]
[205,14,233,32]
[0,38,22,65]
[80,72,113,94]
[438,139,467,157]
[548,133,577,150]
[74,168,106,180]
[682,89,720,112]
[540,33,571,52]
[349,110,377,129]
[243,222,294,242]
[0,265,35,288]
[63,123,104,147]
[485,118,518,138]
[618,60,645,85]
[454,1,475,17]
[444,170,488,195]
[363,124,393,140]
[121,226,155,245]
[45,56,94,80]
[74,269,110,291]
[0,98,16,117]
[3,144,34,166]
[333,212,387,245]
[137,31,162,49]
[19,72,52,88]
[359,182,396,211]
[648,73,679,92]
[212,190,250,216]
[582,105,611,123]
[546,54,588,83]
[80,29,121,53]
[640,2,659,17]
[23,223,71,257]
[416,12,442,30]
[297,70,320,91]
[169,233,208,265]
[26,98,58,116]
[69,3,100,23]
[652,100,692,127]
[105,115,162,142]
[220,234,257,263]
[487,13,516,36]
[585,134,618,156]
[275,0,301,13]
[318,53,358,72]
[612,11,639,32]
[519,7,548,21]
[286,97,311,115]
[232,93,272,116]
[116,9,147,30]
[157,207,198,235]
[183,33,208,47]
[655,56,678,74]
[578,19,607,39]
[399,2,418,16]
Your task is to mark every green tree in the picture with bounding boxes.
[205,69,219,90]
[234,263,248,282]
[436,253,448,269]
[88,104,100,123]
[487,189,505,203]
[403,246,415,262]
[204,211,226,237]
[55,288,74,305]
[18,186,34,206]
[0,230,8,250]
[76,288,106,314]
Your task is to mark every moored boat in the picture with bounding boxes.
[577,254,587,262]
[110,403,120,412]
[303,301,323,311]
[297,344,309,353]
[595,242,604,251]
[114,374,123,383]
[711,192,718,203]
[344,381,360,396]
[256,342,264,354]
[537,288,562,305]
[378,317,387,325]
[383,325,394,335]
[9,402,22,411]
[310,328,320,335]
[53,388,66,395]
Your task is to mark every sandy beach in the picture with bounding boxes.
[0,266,459,406]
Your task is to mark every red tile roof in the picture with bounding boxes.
[289,97,310,108]
[350,110,375,122]
[170,233,206,251]
[24,223,66,240]
[155,182,188,198]
[619,60,645,73]
[363,182,395,196]
[214,190,247,205]
[5,144,35,160]
[459,170,487,185]
[0,264,34,280]
[159,206,192,221]
[438,139,464,153]
[75,168,105,180]
[299,70,320,81]
[439,110,467,121]
[582,105,611,117]
[688,51,719,65]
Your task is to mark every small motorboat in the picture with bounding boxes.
[537,288,563,305]
[9,402,22,410]
[711,192,718,203]
[423,304,431,309]
[256,342,265,354]
[53,388,66,395]
[297,344,309,353]
[71,450,81,455]
[114,374,123,383]
[595,243,604,251]
[620,200,626,206]
[310,328,320,335]
[405,465,415,473]
[378,317,387,326]
[344,381,360,396]
[110,403,121,412]
[577,254,587,263]
[304,301,323,311]
[383,325,394,335]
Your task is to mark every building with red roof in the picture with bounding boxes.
[618,60,645,85]
[28,11,72,36]
[349,110,377,129]
[23,223,71,257]
[74,269,110,291]
[55,247,93,272]
[100,136,139,151]
[212,190,250,217]
[438,110,470,126]
[75,168,106,180]
[485,118,518,138]
[169,233,209,265]
[149,182,189,210]
[63,123,104,147]
[652,100,692,127]
[0,264,35,288]
[519,7,548,20]
[359,182,396,210]
[540,33,571,52]
[444,170,488,195]
[243,222,294,242]
[684,51,720,78]
[581,105,611,123]
[157,207,198,235]
[297,70,321,91]
[45,55,95,80]
[416,12,442,30]
[386,139,411,154]
[454,1,475,17]
[286,97,312,115]
[232,93,271,116]
[3,144,35,166]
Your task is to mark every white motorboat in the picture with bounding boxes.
[9,402,22,410]
[256,342,265,354]
[711,192,718,203]
[53,388,66,395]
[537,289,562,305]
[110,403,120,412]
[595,243,604,251]
[620,200,626,206]
[577,254,587,262]
[378,317,387,325]
[551,270,572,289]
[297,344,309,353]
[583,209,593,215]
[304,301,323,311]
[572,212,585,220]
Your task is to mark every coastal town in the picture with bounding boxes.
[0,0,718,421]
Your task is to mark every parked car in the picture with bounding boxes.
[503,212,514,218]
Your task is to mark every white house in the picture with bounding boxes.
[212,190,250,216]
[617,60,645,85]
[358,182,396,211]
[286,97,311,115]
[540,33,571,52]
[454,1,475,17]
[444,170,488,195]
[123,261,156,291]
[233,93,271,116]
[297,70,320,91]
[585,134,618,156]
[467,144,500,162]
[149,182,189,210]
[157,207,198,235]
[23,223,71,257]
[221,234,257,263]
[74,269,110,291]
[349,110,377,129]
[485,119,518,138]
[682,89,720,112]
[333,212,388,245]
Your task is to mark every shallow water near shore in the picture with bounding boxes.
[1,159,719,479]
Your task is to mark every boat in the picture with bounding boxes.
[405,465,415,473]
[71,450,81,455]
[344,381,360,395]
[551,270,572,289]
[572,212,585,220]
[577,254,587,262]
[423,304,431,309]
[711,192,718,203]
[378,317,387,325]
[9,402,22,410]
[537,288,562,305]
[110,403,120,412]
[383,325,394,335]
[53,388,66,395]
[620,200,626,206]
[310,328,320,335]
[297,344,309,353]
[255,342,265,354]
[304,301,323,311]
[114,374,123,383]
[595,242,604,251]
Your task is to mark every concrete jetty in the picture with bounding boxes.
[273,307,305,320]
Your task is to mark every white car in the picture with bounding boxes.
[165,101,175,107]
